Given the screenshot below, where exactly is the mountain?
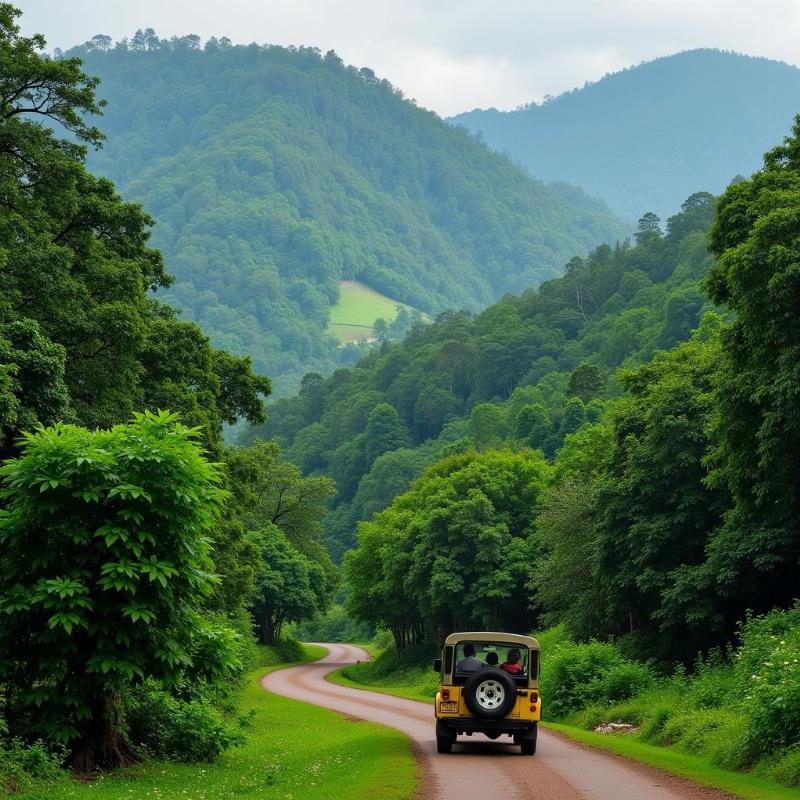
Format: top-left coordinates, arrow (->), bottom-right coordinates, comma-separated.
451,49 -> 800,221
246,191 -> 717,558
67,37 -> 627,393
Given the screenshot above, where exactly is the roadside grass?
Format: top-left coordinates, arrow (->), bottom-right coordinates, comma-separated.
328,281 -> 419,344
332,644 -> 800,800
13,644 -> 417,800
545,723 -> 800,800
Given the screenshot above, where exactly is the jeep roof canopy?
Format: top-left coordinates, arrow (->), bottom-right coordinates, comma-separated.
444,631 -> 540,648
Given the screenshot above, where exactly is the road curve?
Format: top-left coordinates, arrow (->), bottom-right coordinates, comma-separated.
261,643 -> 733,800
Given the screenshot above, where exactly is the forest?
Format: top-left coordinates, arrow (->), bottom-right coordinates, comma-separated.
4,0 -> 800,795
452,49 -> 800,220
335,127 -> 800,667
63,33 -> 625,392
251,193 -> 716,559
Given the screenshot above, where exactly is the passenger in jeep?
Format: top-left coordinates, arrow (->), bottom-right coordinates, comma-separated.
456,643 -> 482,673
500,648 -> 522,674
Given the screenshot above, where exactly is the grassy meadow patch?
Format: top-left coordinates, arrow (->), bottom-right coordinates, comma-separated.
328,281 -> 417,344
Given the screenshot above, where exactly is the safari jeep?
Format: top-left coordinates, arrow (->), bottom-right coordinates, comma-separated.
433,632 -> 541,755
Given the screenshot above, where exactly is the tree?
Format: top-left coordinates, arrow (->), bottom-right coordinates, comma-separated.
593,326 -> 729,659
345,450 -> 550,649
0,5 -> 269,450
372,318 -> 389,342
697,115 -> 800,624
0,318 -> 70,457
468,403 -> 507,448
364,403 -> 409,465
567,363 -> 606,403
0,411 -> 236,769
558,397 -> 586,439
223,440 -> 337,591
250,525 -> 327,644
634,212 -> 662,245
514,403 -> 552,450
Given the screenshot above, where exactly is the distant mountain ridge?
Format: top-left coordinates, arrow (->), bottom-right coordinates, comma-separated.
68,39 -> 627,393
451,49 -> 800,220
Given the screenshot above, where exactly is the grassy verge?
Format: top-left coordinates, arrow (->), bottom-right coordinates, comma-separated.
15,644 -> 417,800
546,723 -> 800,800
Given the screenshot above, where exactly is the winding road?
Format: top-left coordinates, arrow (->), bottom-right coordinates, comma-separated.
262,643 -> 734,800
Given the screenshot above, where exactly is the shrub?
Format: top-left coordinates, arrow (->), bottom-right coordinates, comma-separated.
760,745 -> 800,788
595,662 -> 653,703
543,640 -> 652,718
0,739 -> 64,794
271,638 -> 305,664
736,604 -> 800,758
127,687 -> 243,763
708,717 -> 750,771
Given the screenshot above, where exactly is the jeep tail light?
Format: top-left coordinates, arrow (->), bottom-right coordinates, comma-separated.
529,692 -> 538,704
442,689 -> 450,700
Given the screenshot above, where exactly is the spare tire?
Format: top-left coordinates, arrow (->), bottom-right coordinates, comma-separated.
463,668 -> 517,719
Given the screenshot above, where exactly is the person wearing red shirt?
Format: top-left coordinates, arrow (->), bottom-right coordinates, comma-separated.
500,648 -> 522,674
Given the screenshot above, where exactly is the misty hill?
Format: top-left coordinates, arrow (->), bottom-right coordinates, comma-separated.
451,49 -> 800,221
69,37 -> 627,392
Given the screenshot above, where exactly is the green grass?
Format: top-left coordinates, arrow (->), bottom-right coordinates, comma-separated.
545,722 -> 800,800
16,644 -> 417,800
328,281 -> 417,344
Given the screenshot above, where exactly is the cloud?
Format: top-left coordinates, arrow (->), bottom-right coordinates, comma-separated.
18,0 -> 800,115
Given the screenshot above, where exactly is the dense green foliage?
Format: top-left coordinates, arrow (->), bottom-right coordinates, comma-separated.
345,450 -> 549,650
452,49 -> 800,221
0,412 -> 239,769
7,644 -> 418,800
65,34 -> 626,393
252,193 -> 716,558
339,119 -> 800,676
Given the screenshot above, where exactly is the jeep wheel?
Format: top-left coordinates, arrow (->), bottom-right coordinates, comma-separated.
462,668 -> 517,719
520,738 -> 536,755
436,734 -> 453,753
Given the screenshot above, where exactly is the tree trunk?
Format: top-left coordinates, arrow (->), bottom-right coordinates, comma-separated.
71,692 -> 136,772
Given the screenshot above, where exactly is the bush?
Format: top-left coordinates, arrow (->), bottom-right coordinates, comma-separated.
736,604 -> 800,758
0,739 -> 64,794
543,640 -> 652,718
127,687 -> 244,763
596,662 -> 653,703
759,745 -> 800,788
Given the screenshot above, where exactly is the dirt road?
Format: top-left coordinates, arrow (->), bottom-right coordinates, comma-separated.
262,643 -> 734,800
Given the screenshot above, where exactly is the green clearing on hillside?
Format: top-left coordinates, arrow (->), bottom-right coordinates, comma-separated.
328,281 -> 418,344
15,645 -> 417,800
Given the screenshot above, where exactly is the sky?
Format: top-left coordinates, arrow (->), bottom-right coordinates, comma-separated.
17,0 -> 800,116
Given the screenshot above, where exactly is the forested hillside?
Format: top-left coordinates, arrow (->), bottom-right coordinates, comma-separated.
341,115 -> 800,677
66,35 -> 626,393
248,194 -> 716,558
452,49 -> 800,221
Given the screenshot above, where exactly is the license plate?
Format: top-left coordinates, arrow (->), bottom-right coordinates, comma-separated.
439,702 -> 459,713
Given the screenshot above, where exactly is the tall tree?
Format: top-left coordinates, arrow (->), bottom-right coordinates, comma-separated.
700,116 -> 800,621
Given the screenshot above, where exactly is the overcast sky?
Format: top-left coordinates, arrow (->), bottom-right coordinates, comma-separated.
17,0 -> 800,116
